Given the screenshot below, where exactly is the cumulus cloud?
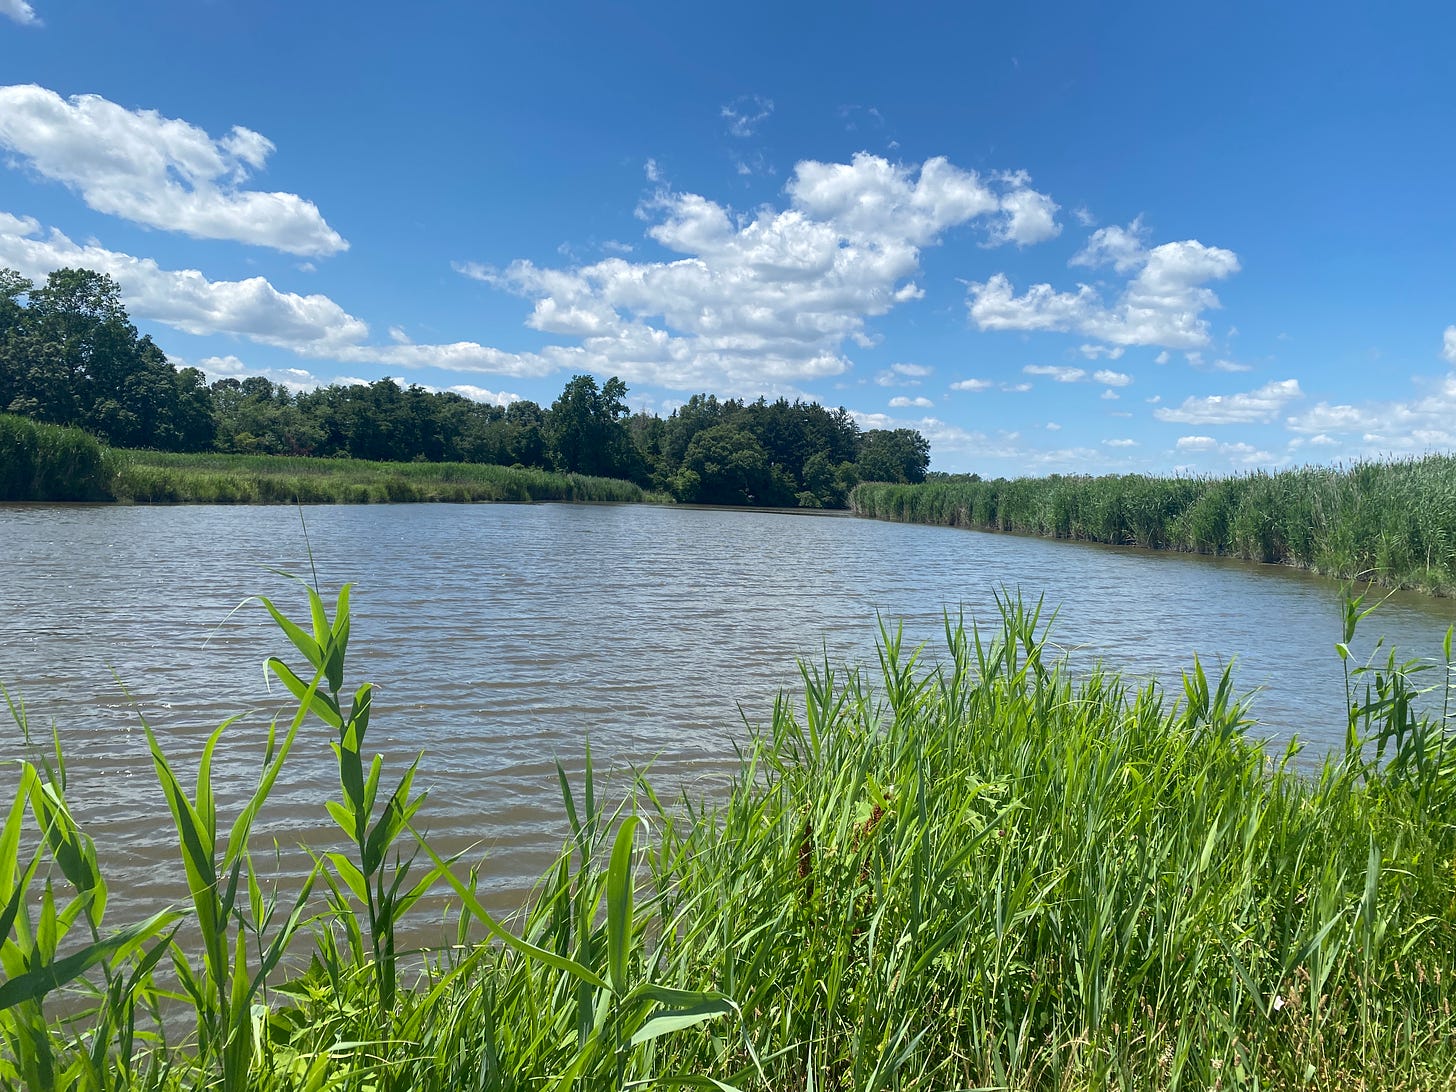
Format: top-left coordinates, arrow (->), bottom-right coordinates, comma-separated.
464,152 -> 1058,392
1023,364 -> 1085,382
1,0 -> 38,24
875,361 -> 932,386
448,384 -> 521,406
1444,325 -> 1456,365
1093,368 -> 1132,386
0,84 -> 347,255
1103,438 -> 1137,447
1079,343 -> 1124,359
949,378 -> 994,392
1285,373 -> 1456,452
0,212 -> 559,378
968,218 -> 1239,349
1174,435 -> 1272,464
1153,379 -> 1302,425
984,172 -> 1061,247
889,395 -> 934,408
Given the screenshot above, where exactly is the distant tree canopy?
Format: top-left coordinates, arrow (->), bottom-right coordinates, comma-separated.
0,266 -> 932,506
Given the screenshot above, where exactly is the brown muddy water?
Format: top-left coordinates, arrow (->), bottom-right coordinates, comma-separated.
2,502 -> 1454,934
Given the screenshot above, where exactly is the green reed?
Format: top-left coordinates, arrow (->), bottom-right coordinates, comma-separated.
3,584 -> 1456,1089
108,450 -> 656,505
851,457 -> 1456,594
0,414 -> 111,502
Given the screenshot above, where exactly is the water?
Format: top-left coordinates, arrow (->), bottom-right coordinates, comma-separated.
3,502 -> 1454,924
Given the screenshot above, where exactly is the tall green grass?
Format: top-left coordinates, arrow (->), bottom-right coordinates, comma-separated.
0,414 -> 112,502
852,457 -> 1456,594
3,586 -> 1456,1088
108,450 -> 657,505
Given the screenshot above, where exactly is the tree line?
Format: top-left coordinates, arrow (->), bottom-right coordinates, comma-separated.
1,267 -> 930,506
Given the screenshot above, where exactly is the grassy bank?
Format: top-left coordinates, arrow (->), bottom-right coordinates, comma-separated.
0,414 -> 658,504
0,415 -> 111,501
852,456 -> 1456,594
4,586 -> 1456,1089
107,450 -> 656,504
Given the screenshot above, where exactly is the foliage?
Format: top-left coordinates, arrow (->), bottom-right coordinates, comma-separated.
852,460 -> 1456,593
3,583 -> 1456,1088
0,267 -> 932,507
0,413 -> 112,501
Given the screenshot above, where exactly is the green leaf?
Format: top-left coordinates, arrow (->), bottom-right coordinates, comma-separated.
0,909 -> 179,1011
606,815 -> 641,996
259,595 -> 324,672
629,996 -> 735,1046
409,825 -> 610,991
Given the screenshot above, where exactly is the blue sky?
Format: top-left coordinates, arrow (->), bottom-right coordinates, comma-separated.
1,1 -> 1453,475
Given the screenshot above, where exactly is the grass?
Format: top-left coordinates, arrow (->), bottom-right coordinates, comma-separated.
3,584 -> 1456,1089
0,416 -> 660,504
0,415 -> 111,502
107,450 -> 659,505
851,457 -> 1456,595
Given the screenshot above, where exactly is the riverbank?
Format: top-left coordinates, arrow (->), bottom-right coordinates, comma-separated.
0,414 -> 661,504
852,457 -> 1456,595
4,586 -> 1454,1089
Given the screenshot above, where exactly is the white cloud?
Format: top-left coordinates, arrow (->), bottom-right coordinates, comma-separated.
986,172 -> 1061,247
448,384 -> 521,406
1079,343 -> 1125,359
889,395 -> 934,408
387,325 -> 411,344
1072,207 -> 1096,227
1211,358 -> 1253,372
1002,382 -> 1032,392
465,152 -> 1058,392
0,85 -> 346,256
721,95 -> 774,138
1443,325 -> 1456,365
1174,435 -> 1217,451
969,219 -> 1240,349
950,378 -> 994,392
1093,368 -> 1132,386
1100,389 -> 1119,400
1154,379 -> 1303,425
198,354 -> 248,375
1103,438 -> 1137,447
1045,421 -> 1061,430
1175,435 -> 1272,465
875,361 -> 932,386
1023,364 -> 1085,382
1155,350 -> 1170,364
1285,372 -> 1456,452
1,0 -> 38,24
1070,217 -> 1149,274
0,212 -> 559,379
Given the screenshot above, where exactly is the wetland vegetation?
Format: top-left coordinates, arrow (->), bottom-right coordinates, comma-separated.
853,458 -> 1456,595
4,584 -> 1456,1089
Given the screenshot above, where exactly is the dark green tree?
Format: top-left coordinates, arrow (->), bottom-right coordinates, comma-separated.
858,428 -> 931,483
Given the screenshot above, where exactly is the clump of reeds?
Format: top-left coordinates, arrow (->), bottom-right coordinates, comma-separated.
107,450 -> 656,505
852,458 -> 1456,594
0,413 -> 112,501
3,586 -> 1455,1089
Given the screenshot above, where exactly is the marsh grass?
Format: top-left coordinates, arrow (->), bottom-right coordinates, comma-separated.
0,415 -> 111,502
852,457 -> 1456,594
3,586 -> 1456,1089
107,450 -> 657,505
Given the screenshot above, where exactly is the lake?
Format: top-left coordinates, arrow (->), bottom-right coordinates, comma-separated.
3,501 -> 1454,922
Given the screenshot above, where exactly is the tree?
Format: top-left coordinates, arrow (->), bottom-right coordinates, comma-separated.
546,374 -> 639,479
857,428 -> 931,483
678,424 -> 772,505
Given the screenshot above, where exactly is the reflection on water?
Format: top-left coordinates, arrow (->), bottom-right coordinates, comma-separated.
2,502 -> 1454,922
